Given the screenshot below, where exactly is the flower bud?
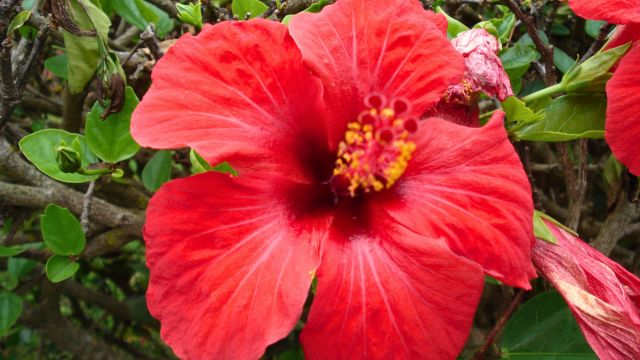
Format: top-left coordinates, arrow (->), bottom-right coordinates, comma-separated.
55,140 -> 82,173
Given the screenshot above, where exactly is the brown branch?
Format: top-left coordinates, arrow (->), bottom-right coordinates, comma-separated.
81,180 -> 96,233
565,139 -> 588,231
146,0 -> 177,17
20,281 -> 135,360
501,0 -> 556,86
591,194 -> 640,256
62,280 -> 135,322
473,290 -> 526,360
0,39 -> 19,129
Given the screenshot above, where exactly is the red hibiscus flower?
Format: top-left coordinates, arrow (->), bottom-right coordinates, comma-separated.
532,221 -> 640,360
130,0 -> 535,358
426,28 -> 513,127
568,0 -> 640,174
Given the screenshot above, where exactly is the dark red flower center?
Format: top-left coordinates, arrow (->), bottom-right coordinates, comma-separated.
331,94 -> 418,197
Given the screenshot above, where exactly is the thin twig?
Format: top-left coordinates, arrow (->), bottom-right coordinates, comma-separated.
581,23 -> 615,62
566,139 -> 588,230
473,290 -> 526,360
81,180 -> 96,233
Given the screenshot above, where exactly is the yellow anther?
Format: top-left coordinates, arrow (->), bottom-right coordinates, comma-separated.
380,108 -> 395,118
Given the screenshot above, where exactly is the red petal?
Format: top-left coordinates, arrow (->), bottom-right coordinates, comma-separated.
301,211 -> 484,360
289,0 -> 464,147
605,45 -> 640,175
131,20 -> 331,181
145,172 -> 330,359
605,24 -> 640,50
569,0 -> 640,24
376,112 -> 536,288
532,222 -> 640,360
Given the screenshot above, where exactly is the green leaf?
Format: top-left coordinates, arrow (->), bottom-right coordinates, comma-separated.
45,255 -> 80,283
85,87 -> 140,163
306,0 -> 331,12
176,1 -> 203,29
554,48 -> 576,74
0,272 -> 18,292
213,161 -> 238,177
474,13 -> 516,45
7,10 -> 31,35
112,0 -> 173,37
533,211 -> 569,244
502,96 -> 545,126
0,246 -> 26,257
189,149 -> 213,174
500,292 -> 596,359
500,41 -> 541,69
514,94 -> 606,142
7,258 -> 35,279
435,7 -> 469,38
142,150 -> 172,192
232,0 -> 268,19
585,20 -> 606,39
41,204 -> 86,256
44,54 -> 68,79
63,0 -> 111,93
19,129 -> 100,183
0,292 -> 22,337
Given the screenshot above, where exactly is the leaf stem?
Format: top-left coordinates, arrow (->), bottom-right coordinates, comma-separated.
520,83 -> 565,103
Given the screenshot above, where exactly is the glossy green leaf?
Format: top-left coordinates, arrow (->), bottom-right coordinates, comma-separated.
41,204 -> 86,256
436,7 -> 469,38
502,96 -> 545,126
7,258 -> 36,280
176,1 -> 203,29
554,48 -> 576,74
514,94 -> 606,142
501,292 -> 596,359
213,161 -> 238,177
44,54 -> 68,79
142,150 -> 172,192
232,0 -> 268,19
19,129 -> 100,183
0,272 -> 18,292
86,87 -> 140,163
0,246 -> 26,257
475,13 -> 516,45
500,41 -> 541,70
63,0 -> 111,93
45,255 -> 80,283
585,20 -> 606,39
112,0 -> 173,37
7,10 -> 31,35
0,292 -> 22,337
189,149 -> 213,174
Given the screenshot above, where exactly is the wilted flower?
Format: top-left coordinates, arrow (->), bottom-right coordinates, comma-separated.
533,221 -> 640,360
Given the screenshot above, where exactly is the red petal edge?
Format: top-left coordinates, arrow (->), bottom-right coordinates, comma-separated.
289,0 -> 465,147
532,221 -> 640,360
301,210 -> 484,360
131,19 -> 330,181
605,45 -> 640,175
145,172 -> 330,360
376,112 -> 536,288
568,0 -> 640,24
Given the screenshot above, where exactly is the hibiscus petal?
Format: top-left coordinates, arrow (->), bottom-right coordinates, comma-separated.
376,112 -> 536,288
605,45 -> 640,175
145,172 -> 330,360
605,24 -> 640,50
131,19 -> 332,182
289,0 -> 465,147
301,210 -> 484,360
532,222 -> 640,360
568,0 -> 640,24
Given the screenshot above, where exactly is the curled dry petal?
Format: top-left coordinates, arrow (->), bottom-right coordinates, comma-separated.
451,28 -> 513,101
532,221 -> 640,360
